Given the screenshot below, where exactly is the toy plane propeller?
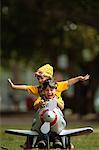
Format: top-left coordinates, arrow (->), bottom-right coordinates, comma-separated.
40,122 -> 50,134
40,100 -> 57,134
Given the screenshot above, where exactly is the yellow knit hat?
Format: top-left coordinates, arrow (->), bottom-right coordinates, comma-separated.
37,64 -> 53,78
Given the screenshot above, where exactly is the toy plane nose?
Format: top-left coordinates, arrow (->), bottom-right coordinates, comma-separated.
44,111 -> 55,122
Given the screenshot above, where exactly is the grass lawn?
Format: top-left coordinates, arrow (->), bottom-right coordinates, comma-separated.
0,123 -> 99,150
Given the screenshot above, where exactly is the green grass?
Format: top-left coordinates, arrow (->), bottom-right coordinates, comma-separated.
0,124 -> 99,150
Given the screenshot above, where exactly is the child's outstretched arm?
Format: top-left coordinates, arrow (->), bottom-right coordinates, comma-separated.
8,78 -> 27,90
68,74 -> 90,86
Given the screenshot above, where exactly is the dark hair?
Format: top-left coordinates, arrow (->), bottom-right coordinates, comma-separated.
42,79 -> 57,90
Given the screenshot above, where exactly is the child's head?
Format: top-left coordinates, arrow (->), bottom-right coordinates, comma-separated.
42,79 -> 57,99
35,64 -> 53,83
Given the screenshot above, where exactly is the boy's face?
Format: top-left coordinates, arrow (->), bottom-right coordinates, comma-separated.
44,86 -> 56,99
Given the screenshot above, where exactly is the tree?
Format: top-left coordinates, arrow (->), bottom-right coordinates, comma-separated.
1,0 -> 99,66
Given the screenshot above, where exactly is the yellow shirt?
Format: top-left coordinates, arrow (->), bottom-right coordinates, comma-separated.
26,85 -> 39,95
57,81 -> 69,98
25,81 -> 69,109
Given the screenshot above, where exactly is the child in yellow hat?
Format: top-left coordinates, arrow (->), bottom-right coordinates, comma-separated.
8,63 -> 90,110
8,64 -> 90,149
34,64 -> 90,110
8,64 -> 53,108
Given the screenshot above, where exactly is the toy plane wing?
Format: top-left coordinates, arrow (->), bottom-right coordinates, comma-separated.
5,129 -> 39,136
59,127 -> 93,137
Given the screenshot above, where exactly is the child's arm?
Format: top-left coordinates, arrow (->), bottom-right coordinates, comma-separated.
68,74 -> 90,86
57,101 -> 64,110
8,78 -> 27,90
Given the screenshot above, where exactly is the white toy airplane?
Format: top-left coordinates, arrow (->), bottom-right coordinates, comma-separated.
5,100 -> 93,150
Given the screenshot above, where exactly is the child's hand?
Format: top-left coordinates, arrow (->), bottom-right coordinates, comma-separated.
40,100 -> 48,106
79,74 -> 90,81
40,99 -> 44,104
40,100 -> 46,105
8,78 -> 13,86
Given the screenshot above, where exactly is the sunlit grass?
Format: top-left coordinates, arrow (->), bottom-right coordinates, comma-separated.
0,124 -> 99,150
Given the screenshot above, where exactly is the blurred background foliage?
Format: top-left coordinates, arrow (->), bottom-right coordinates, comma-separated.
1,0 -> 99,67
1,0 -> 99,116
